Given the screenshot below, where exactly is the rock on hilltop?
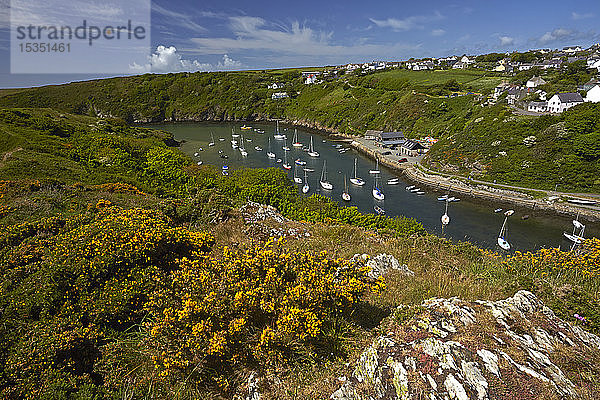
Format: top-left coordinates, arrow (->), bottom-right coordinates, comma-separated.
331,291 -> 600,400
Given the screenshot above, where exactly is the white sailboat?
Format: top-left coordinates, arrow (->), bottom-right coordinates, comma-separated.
369,158 -> 381,174
441,198 -> 450,225
282,149 -> 292,170
302,169 -> 310,193
231,128 -> 239,138
308,137 -> 320,157
282,137 -> 291,151
208,132 -> 215,147
292,129 -> 303,147
274,120 -> 286,140
497,210 -> 514,250
320,160 -> 333,190
239,134 -> 248,156
563,215 -> 586,247
293,164 -> 303,184
342,175 -> 351,201
372,173 -> 384,201
267,137 -> 276,159
349,158 -> 365,186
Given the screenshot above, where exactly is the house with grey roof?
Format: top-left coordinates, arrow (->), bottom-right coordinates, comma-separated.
527,101 -> 548,113
376,131 -> 405,146
547,93 -> 584,113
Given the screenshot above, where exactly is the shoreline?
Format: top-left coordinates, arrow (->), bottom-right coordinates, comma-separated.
345,138 -> 600,223
145,117 -> 600,223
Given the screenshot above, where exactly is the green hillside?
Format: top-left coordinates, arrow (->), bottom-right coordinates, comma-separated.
0,67 -> 598,192
1,108 -> 600,398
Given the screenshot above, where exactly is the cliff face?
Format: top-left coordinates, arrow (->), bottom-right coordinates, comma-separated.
331,291 -> 600,400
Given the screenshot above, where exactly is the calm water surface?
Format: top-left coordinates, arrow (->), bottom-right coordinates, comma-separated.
149,121 -> 599,252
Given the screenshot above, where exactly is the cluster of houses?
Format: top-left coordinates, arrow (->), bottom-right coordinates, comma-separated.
491,73 -> 600,114
365,130 -> 430,157
266,44 -> 600,108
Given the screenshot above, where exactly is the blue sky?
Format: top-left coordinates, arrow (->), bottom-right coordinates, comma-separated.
1,0 -> 600,87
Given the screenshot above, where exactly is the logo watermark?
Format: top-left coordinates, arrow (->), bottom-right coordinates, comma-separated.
10,0 -> 150,74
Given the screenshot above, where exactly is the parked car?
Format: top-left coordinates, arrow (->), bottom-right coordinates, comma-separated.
381,151 -> 392,155
397,158 -> 408,163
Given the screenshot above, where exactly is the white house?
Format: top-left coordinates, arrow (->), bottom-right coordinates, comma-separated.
563,46 -> 583,54
547,93 -> 584,113
268,83 -> 283,89
526,76 -> 547,90
460,55 -> 474,64
585,85 -> 600,103
452,61 -> 467,69
528,101 -> 548,113
271,92 -> 289,100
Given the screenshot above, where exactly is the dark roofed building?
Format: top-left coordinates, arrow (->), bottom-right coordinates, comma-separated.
400,139 -> 427,156
376,131 -> 405,146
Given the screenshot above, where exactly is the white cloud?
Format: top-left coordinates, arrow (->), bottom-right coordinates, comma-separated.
536,28 -> 599,45
369,11 -> 444,32
188,16 -> 419,63
220,54 -> 242,68
432,29 -> 445,37
572,11 -> 594,20
129,45 -> 242,73
499,36 -> 514,46
151,3 -> 207,32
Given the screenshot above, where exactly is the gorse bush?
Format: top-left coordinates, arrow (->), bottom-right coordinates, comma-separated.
144,238 -> 384,391
0,204 -> 214,398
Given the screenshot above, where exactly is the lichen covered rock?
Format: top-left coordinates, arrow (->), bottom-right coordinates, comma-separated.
331,291 -> 600,399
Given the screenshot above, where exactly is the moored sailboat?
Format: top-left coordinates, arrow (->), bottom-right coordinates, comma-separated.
302,169 -> 310,193
319,160 -> 333,190
267,137 -> 276,159
308,137 -> 320,157
497,210 -> 514,250
349,158 -> 365,186
292,129 -> 302,147
372,172 -> 384,201
342,175 -> 351,201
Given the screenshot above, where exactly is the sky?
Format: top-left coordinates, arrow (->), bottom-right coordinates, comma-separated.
1,0 -> 600,88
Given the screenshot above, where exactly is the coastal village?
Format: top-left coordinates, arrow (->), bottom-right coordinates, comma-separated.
268,43 -> 600,115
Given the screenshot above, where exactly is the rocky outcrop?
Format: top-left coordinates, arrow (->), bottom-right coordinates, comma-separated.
331,291 -> 600,399
239,202 -> 310,239
352,253 -> 414,279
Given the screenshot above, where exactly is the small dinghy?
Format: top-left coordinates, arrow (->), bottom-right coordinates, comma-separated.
438,195 -> 448,201
387,178 -> 400,185
374,206 -> 385,215
295,159 -> 307,166
406,185 -> 415,191
255,146 -> 262,151
494,208 -> 503,213
197,161 -> 203,165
